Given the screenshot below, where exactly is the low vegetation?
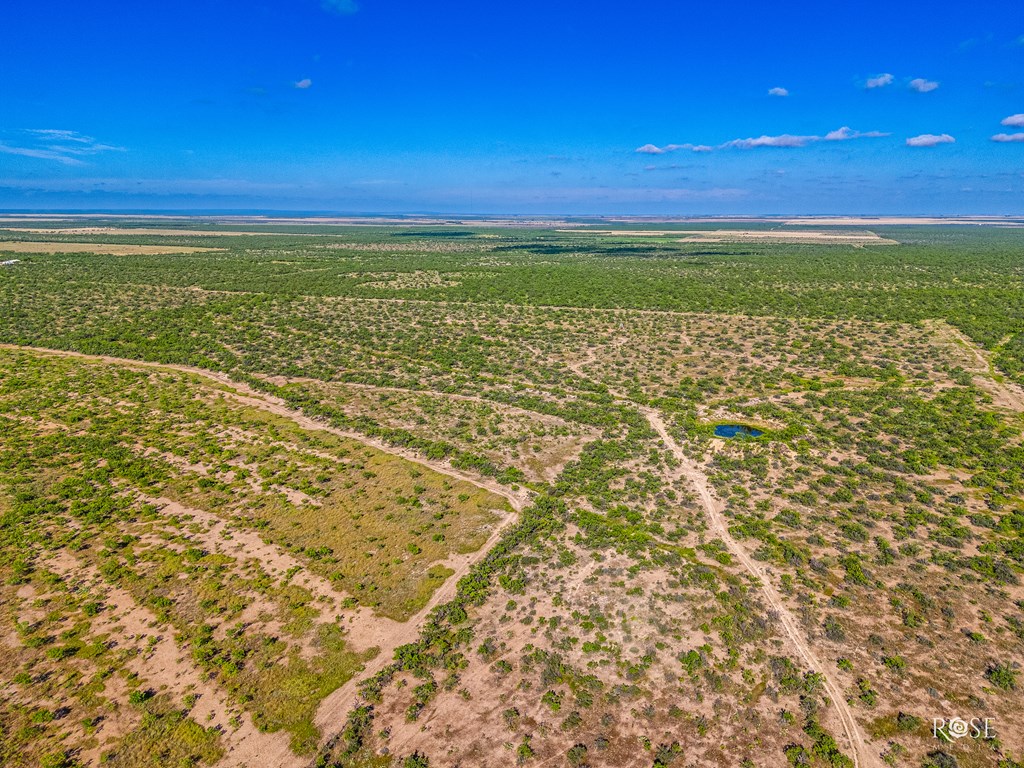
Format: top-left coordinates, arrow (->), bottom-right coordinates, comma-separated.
1,218 -> 1022,767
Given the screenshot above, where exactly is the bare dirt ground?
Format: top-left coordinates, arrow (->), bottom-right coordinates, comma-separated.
140,496 -> 518,766
311,504 -> 519,745
40,551 -> 298,768
0,241 -> 225,255
675,230 -> 897,245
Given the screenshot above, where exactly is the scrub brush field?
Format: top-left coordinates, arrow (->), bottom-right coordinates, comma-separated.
1,217 -> 1023,768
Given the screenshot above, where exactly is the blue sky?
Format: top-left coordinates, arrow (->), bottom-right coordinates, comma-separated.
1,0 -> 1022,214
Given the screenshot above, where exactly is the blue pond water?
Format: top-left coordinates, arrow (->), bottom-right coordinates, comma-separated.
714,424 -> 763,439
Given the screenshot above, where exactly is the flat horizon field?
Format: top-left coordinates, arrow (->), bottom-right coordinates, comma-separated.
1,217 -> 1022,768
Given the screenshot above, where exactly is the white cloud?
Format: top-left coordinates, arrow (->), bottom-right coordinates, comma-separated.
768,87 -> 789,97
636,143 -> 713,154
630,142 -> 729,154
665,143 -> 713,152
295,78 -> 313,89
26,129 -> 124,154
322,0 -> 358,14
824,127 -> 856,141
909,78 -> 939,93
725,128 -> 889,147
824,126 -> 890,141
637,127 -> 889,155
724,134 -> 814,148
865,73 -> 894,89
992,132 -> 1024,142
906,133 -> 955,147
1001,114 -> 1024,127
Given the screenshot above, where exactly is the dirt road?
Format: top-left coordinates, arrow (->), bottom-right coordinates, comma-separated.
927,321 -> 1024,413
641,407 -> 881,768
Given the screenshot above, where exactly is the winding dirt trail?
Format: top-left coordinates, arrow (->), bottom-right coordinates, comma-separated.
565,347 -> 878,766
641,407 -> 881,768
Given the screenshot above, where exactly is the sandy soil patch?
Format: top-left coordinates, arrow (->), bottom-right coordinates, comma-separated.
557,229 -> 897,245
0,241 -> 225,255
42,550 -> 301,768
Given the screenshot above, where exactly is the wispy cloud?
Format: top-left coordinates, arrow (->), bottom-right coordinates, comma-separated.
909,78 -> 939,93
1001,114 -> 1024,127
992,132 -> 1024,142
27,129 -> 124,155
0,144 -> 85,166
637,126 -> 888,155
768,87 -> 789,97
643,164 -> 691,172
295,78 -> 313,89
28,129 -> 93,143
865,73 -> 894,89
322,0 -> 358,14
906,133 -> 955,147
0,129 -> 124,165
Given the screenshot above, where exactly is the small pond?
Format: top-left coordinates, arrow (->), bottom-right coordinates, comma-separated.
714,424 -> 764,439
